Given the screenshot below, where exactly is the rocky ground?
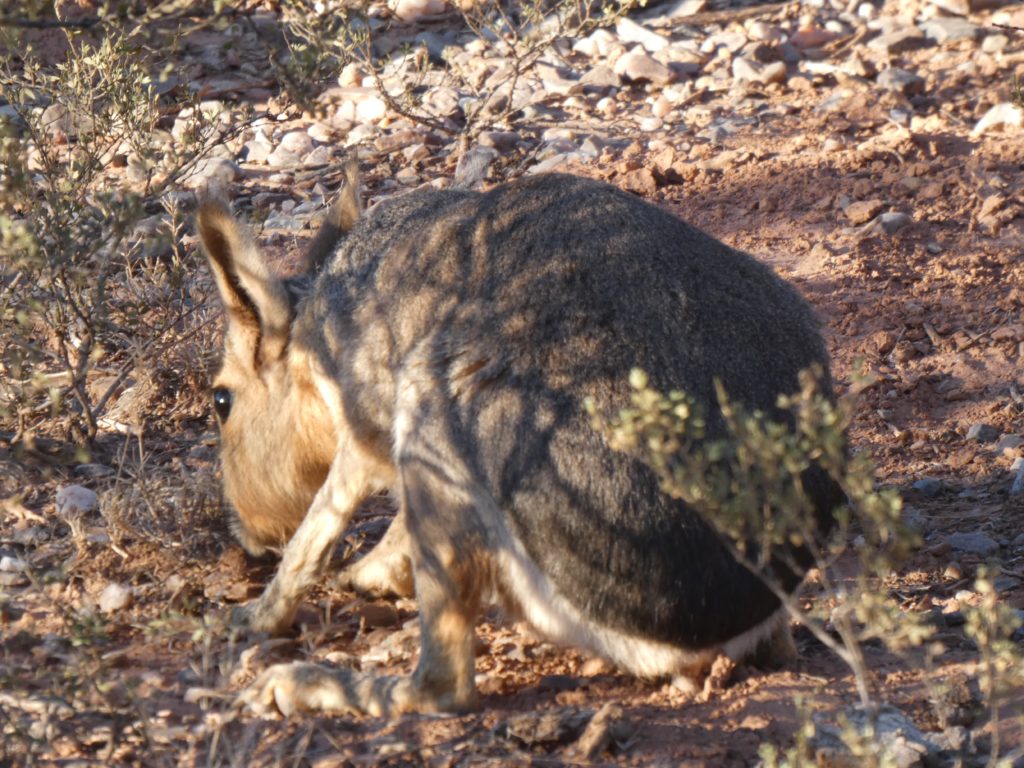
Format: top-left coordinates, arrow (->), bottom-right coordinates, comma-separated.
2,0 -> 1024,765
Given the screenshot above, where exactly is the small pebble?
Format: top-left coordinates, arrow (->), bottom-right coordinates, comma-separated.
279,130 -> 314,156
638,116 -> 664,132
876,212 -> 913,235
56,485 -> 98,517
913,477 -> 943,497
981,34 -> 1009,54
947,531 -> 999,557
846,199 -> 885,225
616,18 -> 668,53
966,423 -> 999,443
390,0 -> 445,22
99,583 -> 133,614
0,556 -> 26,574
972,103 -> 1023,137
651,97 -> 672,119
1010,463 -> 1024,496
613,52 -> 674,86
876,68 -> 925,97
356,97 -> 387,123
732,58 -> 787,86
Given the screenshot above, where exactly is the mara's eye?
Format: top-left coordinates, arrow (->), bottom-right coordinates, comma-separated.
212,388 -> 233,421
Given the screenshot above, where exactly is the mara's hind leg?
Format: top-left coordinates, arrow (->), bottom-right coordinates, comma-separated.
754,617 -> 798,669
401,454 -> 485,712
334,507 -> 414,598
238,447 -> 485,716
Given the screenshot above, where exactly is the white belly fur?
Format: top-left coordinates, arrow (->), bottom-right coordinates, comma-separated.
495,531 -> 787,679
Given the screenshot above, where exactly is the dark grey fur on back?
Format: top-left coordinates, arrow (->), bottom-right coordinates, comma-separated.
298,173 -> 841,649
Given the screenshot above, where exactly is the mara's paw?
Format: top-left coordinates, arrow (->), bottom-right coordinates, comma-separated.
228,599 -> 293,636
236,662 -> 418,718
335,522 -> 414,598
334,553 -> 413,599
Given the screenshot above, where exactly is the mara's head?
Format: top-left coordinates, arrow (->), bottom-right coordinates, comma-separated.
197,164 -> 362,554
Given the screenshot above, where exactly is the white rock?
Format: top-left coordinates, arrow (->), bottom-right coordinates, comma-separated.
746,21 -> 783,42
307,122 -> 335,143
453,146 -> 497,188
529,152 -> 585,175
41,102 -> 95,138
1012,463 -> 1024,496
171,108 -> 196,141
265,147 -> 300,168
395,167 -> 419,186
99,583 -> 133,614
616,18 -> 669,52
56,485 -> 98,517
541,127 -> 576,143
478,130 -> 520,152
981,34 -> 1009,54
338,62 -> 367,87
423,87 -> 460,118
639,116 -> 664,131
928,0 -> 974,15
971,102 -> 1023,137
390,0 -> 446,22
334,101 -> 358,124
654,0 -> 706,18
732,58 -> 787,85
701,30 -> 748,54
573,29 -> 618,58
242,138 -> 272,164
356,96 -> 388,123
663,84 -> 693,104
0,556 -> 27,572
345,123 -> 379,146
198,99 -> 225,120
652,96 -> 673,118
536,63 -> 580,96
279,130 -> 314,155
303,145 -> 333,166
264,212 -> 305,230
188,157 -> 241,188
876,211 -> 913,234
613,51 -> 674,85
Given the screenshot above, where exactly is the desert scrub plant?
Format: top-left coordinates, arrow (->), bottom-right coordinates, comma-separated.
962,569 -> 1024,767
0,19 -> 229,448
592,368 -> 1024,764
587,369 -> 952,755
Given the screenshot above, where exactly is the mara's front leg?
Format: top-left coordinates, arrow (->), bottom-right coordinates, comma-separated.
238,446 -> 484,716
238,448 -> 391,635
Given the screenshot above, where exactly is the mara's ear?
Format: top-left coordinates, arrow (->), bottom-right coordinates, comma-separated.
301,157 -> 363,274
198,198 -> 292,370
